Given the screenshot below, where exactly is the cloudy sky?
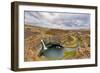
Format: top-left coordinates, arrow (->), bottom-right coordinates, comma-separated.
24,11 -> 90,30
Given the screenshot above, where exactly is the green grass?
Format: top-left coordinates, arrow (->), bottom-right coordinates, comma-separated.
63,51 -> 76,59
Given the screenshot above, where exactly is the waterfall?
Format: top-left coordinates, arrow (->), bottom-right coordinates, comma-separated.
41,40 -> 48,50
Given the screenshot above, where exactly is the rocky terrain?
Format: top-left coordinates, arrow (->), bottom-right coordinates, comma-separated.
24,24 -> 90,61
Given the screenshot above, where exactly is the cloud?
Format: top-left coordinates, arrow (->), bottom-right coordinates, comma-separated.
24,11 -> 90,30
